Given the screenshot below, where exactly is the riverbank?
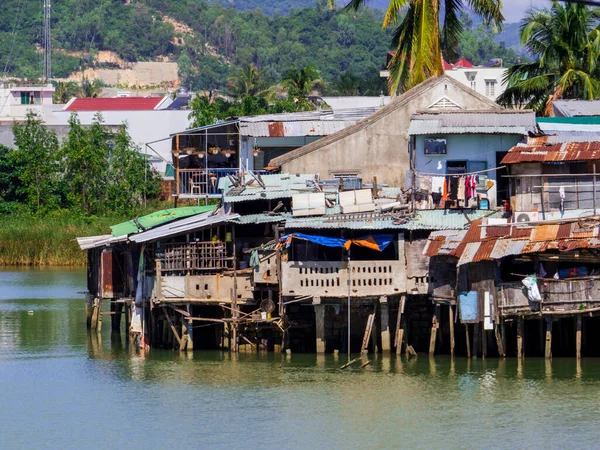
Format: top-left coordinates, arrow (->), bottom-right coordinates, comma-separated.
0,215 -> 120,266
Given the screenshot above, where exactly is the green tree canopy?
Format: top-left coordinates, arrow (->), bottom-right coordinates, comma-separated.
498,2 -> 600,115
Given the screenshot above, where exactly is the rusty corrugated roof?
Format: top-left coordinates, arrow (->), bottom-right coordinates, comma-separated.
502,141 -> 600,164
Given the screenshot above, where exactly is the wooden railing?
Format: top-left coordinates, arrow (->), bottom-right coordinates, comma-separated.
498,277 -> 600,314
157,241 -> 233,273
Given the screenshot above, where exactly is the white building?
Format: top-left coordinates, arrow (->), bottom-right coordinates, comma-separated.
380,55 -> 507,101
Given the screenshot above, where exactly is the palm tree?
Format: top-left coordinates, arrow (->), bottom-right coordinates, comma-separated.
498,2 -> 600,115
332,71 -> 362,96
227,63 -> 266,98
282,65 -> 322,107
331,0 -> 503,94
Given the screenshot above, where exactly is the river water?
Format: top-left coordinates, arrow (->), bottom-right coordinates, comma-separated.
1,269 -> 600,449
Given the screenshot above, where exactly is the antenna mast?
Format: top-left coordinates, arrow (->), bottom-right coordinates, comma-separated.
43,0 -> 51,83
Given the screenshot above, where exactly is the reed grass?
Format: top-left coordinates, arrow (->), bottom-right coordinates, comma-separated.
0,215 -> 119,266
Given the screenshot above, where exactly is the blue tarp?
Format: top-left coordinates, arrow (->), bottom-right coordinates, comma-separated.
280,233 -> 394,252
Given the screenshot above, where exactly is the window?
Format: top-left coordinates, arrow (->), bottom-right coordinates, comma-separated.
470,80 -> 476,91
485,80 -> 496,97
424,138 -> 447,155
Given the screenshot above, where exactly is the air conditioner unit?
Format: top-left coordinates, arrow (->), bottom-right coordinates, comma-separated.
514,211 -> 539,223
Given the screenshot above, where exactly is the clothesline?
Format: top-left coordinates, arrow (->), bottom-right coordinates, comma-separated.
415,165 -> 506,177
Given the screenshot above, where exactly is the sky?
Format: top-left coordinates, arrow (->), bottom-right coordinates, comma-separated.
501,0 -> 548,22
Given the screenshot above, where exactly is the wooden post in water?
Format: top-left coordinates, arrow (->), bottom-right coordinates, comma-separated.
576,315 -> 582,359
465,323 -> 471,358
545,317 -> 552,359
449,304 -> 455,357
429,304 -> 440,356
517,316 -> 524,359
361,313 -> 375,354
314,300 -> 326,354
395,295 -> 406,356
85,293 -> 93,329
473,322 -> 480,358
379,296 -> 391,352
495,322 -> 505,357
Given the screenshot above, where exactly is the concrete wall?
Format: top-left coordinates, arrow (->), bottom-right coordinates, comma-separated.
444,67 -> 507,101
279,77 -> 500,187
414,133 -> 523,207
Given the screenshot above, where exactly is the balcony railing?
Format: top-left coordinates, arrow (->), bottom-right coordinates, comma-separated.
498,277 -> 600,314
281,260 -> 406,297
157,241 -> 233,274
175,168 -> 268,197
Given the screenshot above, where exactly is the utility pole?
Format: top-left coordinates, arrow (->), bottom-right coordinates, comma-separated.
43,0 -> 51,83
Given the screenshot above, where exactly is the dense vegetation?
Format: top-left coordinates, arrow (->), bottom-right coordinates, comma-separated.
1,0 -> 522,93
499,2 -> 600,115
1,113 -> 161,217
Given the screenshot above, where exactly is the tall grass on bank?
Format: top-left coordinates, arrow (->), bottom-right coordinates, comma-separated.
0,215 -> 119,266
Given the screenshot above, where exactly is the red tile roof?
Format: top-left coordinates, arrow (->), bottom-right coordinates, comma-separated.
453,57 -> 474,68
65,97 -> 162,111
442,58 -> 453,71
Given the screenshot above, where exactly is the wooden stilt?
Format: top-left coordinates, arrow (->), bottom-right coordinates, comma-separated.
449,304 -> 455,357
85,293 -> 93,329
465,323 -> 471,358
361,313 -> 375,354
576,315 -> 582,359
473,322 -> 481,358
162,306 -> 183,349
429,304 -> 440,356
517,316 -> 524,359
314,302 -> 326,354
482,326 -> 487,359
380,297 -> 391,352
90,298 -> 99,331
545,317 -> 552,359
96,299 -> 103,333
395,295 -> 406,356
495,322 -> 505,357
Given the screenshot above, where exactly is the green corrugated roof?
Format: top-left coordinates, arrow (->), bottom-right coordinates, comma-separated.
111,205 -> 216,237
538,117 -> 600,125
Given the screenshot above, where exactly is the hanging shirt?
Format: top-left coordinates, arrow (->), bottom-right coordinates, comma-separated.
458,177 -> 466,202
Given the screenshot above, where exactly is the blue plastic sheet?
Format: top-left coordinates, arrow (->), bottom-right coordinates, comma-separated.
459,291 -> 478,322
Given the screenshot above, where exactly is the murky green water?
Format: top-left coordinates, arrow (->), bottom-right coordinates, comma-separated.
1,269 -> 600,449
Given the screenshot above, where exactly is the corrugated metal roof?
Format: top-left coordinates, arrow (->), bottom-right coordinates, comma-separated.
450,216 -> 600,265
545,132 -> 600,143
408,121 -> 533,136
226,213 -> 290,225
502,141 -> 600,164
553,100 -> 600,117
286,210 -> 492,231
129,210 -> 239,243
240,120 -> 355,137
77,234 -> 128,250
409,110 -> 536,136
219,173 -> 318,203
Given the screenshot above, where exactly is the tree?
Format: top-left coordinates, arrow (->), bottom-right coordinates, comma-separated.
61,113 -> 110,214
188,93 -> 226,128
105,125 -> 162,214
498,2 -> 600,115
227,63 -> 266,98
335,0 -> 503,93
331,71 -> 362,95
80,77 -> 104,98
282,65 -> 322,109
12,113 -> 61,213
53,81 -> 80,104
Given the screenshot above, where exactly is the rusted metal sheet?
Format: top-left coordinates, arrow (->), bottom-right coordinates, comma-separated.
471,240 -> 496,263
502,141 -> 600,164
457,242 -> 481,265
556,223 -> 572,239
268,122 -> 284,137
100,249 -> 114,298
532,224 -> 559,241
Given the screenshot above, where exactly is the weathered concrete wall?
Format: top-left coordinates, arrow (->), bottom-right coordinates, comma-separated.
159,273 -> 254,303
278,76 -> 500,188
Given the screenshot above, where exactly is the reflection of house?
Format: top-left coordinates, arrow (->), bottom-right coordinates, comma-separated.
269,75 -> 504,188
408,110 -> 536,208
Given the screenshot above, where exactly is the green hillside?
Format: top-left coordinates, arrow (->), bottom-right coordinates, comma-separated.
0,0 -> 522,92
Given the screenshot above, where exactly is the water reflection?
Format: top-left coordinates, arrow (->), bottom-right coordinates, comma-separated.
2,269 -> 600,449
